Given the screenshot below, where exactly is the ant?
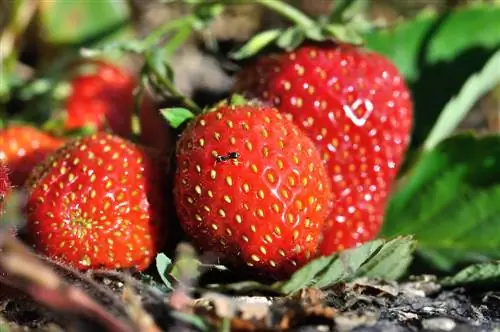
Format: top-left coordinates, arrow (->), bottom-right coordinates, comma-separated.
215,152 -> 241,164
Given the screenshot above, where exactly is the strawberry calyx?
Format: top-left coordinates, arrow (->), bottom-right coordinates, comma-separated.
225,0 -> 365,60
160,93 -> 252,129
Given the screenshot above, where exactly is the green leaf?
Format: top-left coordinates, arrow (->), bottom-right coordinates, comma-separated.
273,236 -> 415,295
160,108 -> 195,128
230,29 -> 281,60
313,239 -> 384,288
38,0 -> 131,47
383,134 -> 500,267
155,253 -> 173,290
169,257 -> 202,281
424,49 -> 500,151
321,24 -> 363,45
441,261 -> 500,287
276,27 -> 305,51
229,94 -> 248,106
352,237 -> 416,280
364,4 -> 500,148
418,247 -> 500,273
192,3 -> 224,30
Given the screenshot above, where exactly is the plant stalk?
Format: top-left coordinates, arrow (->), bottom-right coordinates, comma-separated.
148,61 -> 201,113
252,0 -> 316,28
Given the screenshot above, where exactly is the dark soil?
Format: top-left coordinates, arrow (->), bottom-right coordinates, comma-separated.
2,272 -> 500,332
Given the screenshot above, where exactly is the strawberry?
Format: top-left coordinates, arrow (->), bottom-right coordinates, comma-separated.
64,61 -> 140,137
25,133 -> 166,271
174,103 -> 333,278
234,42 -> 413,255
0,126 -> 65,187
138,91 -> 174,153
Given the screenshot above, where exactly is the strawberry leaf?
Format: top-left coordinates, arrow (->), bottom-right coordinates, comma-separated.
230,29 -> 281,60
383,134 -> 500,269
155,253 -> 173,290
365,4 -> 500,148
160,108 -> 195,128
441,261 -> 500,287
229,94 -> 249,106
38,0 -> 131,47
273,236 -> 416,295
276,27 -> 305,51
423,49 -> 500,151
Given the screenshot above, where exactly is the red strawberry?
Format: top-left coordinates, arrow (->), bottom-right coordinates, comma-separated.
174,103 -> 333,278
25,133 -> 166,271
138,91 -> 174,153
64,61 -> 141,137
235,42 -> 413,255
0,126 -> 65,187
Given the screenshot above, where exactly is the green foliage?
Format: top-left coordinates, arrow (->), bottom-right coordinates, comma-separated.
423,49 -> 500,150
365,4 -> 500,148
161,108 -> 196,129
441,261 -> 500,287
273,236 -> 416,295
38,0 -> 131,47
155,253 -> 174,290
229,30 -> 281,59
383,134 -> 500,269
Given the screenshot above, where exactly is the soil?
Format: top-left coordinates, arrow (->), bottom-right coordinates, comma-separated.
2,270 -> 500,332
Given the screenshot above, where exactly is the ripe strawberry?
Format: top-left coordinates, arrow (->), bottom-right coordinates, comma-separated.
138,92 -> 174,153
234,42 -> 413,255
174,103 -> 333,278
64,61 -> 140,137
25,133 -> 166,271
0,126 -> 65,187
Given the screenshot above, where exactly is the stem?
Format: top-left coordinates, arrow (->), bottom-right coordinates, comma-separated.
252,0 -> 316,28
142,17 -> 191,49
328,0 -> 351,23
163,22 -> 194,58
148,59 -> 201,114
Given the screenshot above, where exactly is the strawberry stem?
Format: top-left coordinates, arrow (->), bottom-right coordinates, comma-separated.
252,0 -> 316,29
142,17 -> 193,50
147,59 -> 201,114
164,24 -> 193,58
329,0 -> 352,23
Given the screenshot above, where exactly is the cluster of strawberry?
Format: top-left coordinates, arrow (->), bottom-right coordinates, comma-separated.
0,41 -> 412,279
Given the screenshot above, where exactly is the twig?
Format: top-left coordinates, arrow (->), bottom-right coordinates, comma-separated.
34,253 -> 131,315
89,269 -> 168,305
0,233 -> 135,332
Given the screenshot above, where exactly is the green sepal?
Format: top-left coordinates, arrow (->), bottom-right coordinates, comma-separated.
230,29 -> 281,60
160,107 -> 195,129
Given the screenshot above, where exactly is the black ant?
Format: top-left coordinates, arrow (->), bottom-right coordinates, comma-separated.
215,152 -> 241,164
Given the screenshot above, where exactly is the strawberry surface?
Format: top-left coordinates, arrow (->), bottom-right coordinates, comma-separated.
235,42 -> 413,255
0,126 -> 65,187
138,92 -> 174,152
174,104 -> 333,278
65,61 -> 139,137
26,133 -> 166,271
